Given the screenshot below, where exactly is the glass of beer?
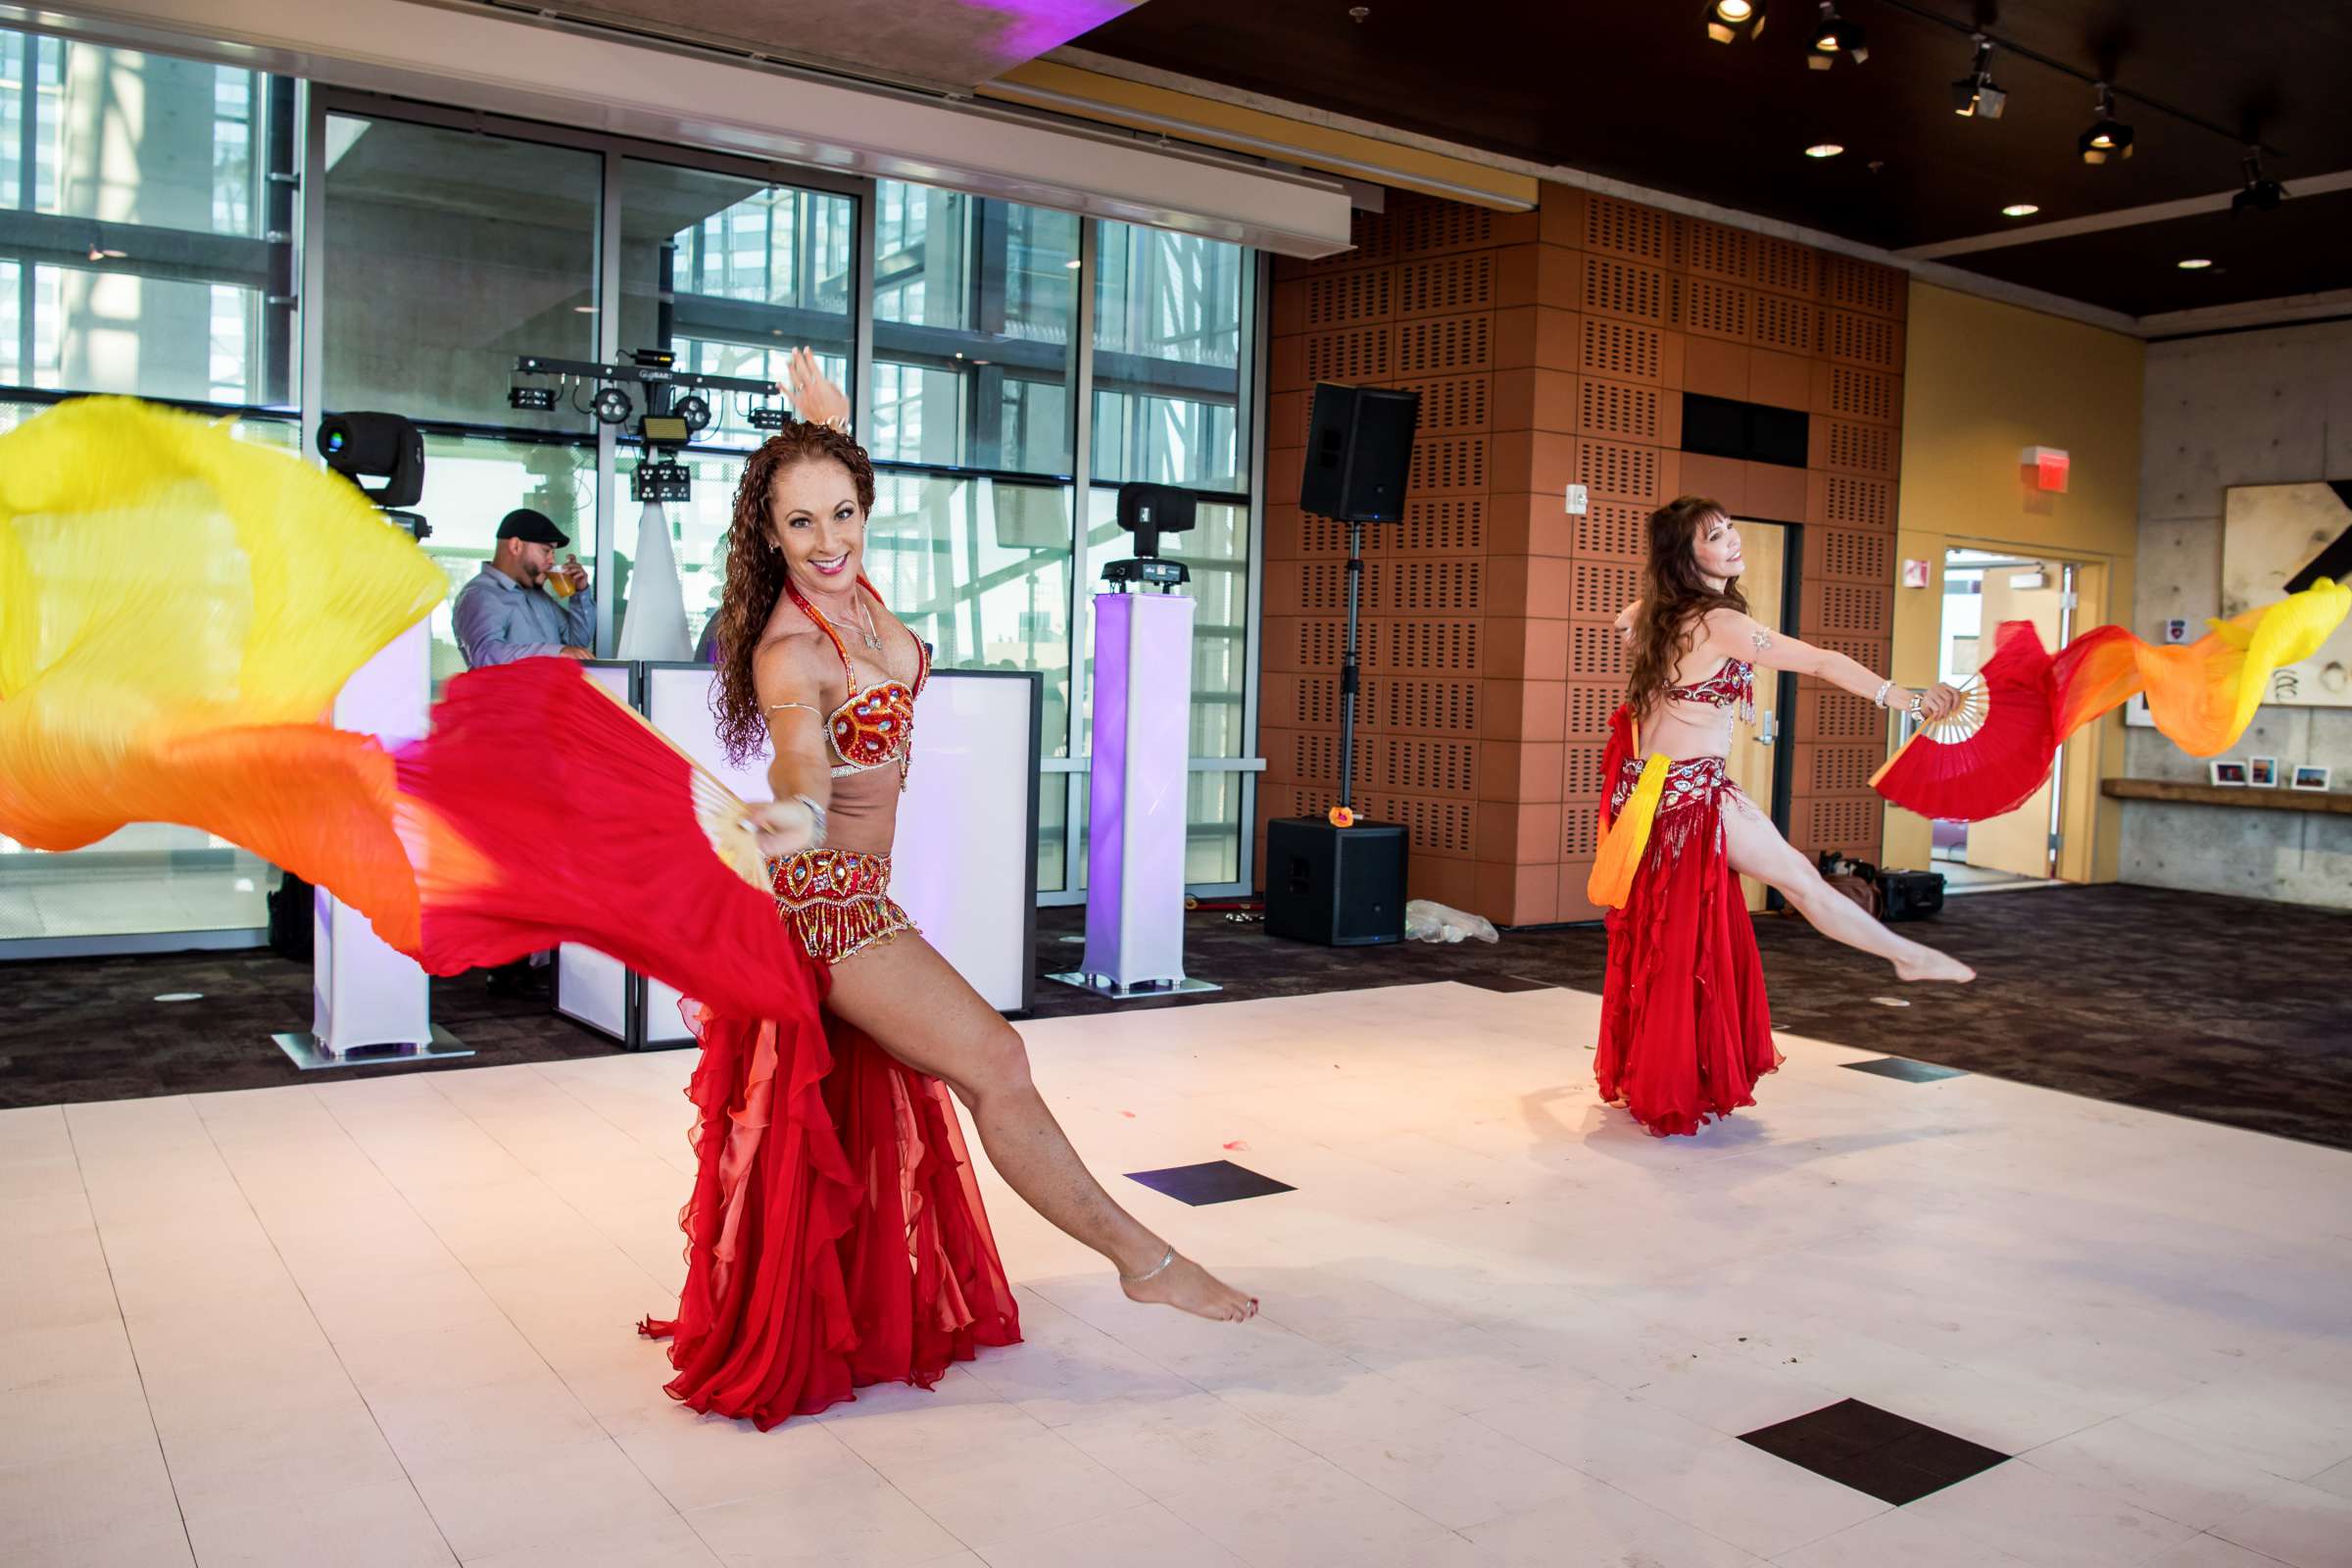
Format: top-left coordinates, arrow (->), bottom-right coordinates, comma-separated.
547,570 -> 576,600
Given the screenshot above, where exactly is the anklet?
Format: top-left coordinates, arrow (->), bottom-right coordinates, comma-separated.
1122,1247 -> 1176,1284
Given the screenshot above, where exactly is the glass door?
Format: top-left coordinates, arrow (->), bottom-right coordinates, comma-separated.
1728,518 -> 1788,912
1936,549 -> 2068,887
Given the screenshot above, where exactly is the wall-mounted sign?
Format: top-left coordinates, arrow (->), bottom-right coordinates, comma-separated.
2021,445 -> 2070,493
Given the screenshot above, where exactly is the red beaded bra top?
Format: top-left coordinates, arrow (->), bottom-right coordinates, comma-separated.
784,577 -> 929,784
1664,658 -> 1756,725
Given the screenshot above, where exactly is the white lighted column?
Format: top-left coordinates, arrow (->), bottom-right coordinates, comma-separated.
1059,591 -> 1216,999
278,617 -> 468,1066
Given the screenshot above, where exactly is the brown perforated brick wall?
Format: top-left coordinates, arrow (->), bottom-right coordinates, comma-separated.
1262,184 -> 1903,926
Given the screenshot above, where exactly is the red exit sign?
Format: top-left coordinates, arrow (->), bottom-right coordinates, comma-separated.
2021,445 -> 2070,492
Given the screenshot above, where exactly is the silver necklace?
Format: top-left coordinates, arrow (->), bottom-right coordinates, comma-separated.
851,595 -> 885,656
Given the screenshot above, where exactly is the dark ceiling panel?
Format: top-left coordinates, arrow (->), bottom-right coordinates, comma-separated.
1943,186 -> 2352,320
1072,0 -> 2352,317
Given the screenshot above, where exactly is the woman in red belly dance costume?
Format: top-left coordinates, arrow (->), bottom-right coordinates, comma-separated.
643,352 -> 1255,1428
1594,496 -> 1976,1138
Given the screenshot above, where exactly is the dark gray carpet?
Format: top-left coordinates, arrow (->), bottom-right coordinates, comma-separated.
3,885 -> 2346,1152
1030,885 -> 2352,1151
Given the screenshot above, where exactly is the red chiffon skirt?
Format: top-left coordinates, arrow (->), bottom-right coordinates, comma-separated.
1595,752 -> 1780,1137
638,974 -> 1023,1428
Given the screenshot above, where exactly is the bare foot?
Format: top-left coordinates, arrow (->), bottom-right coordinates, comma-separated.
1120,1250 -> 1258,1322
1895,950 -> 1975,984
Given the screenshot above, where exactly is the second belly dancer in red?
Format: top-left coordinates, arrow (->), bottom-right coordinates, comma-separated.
1594,496 -> 1976,1138
644,352 -> 1255,1429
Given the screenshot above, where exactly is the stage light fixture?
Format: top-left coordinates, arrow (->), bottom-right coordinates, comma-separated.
509,384 -> 557,412
673,394 -> 712,432
1805,143 -> 1844,159
2002,203 -> 2040,218
1704,0 -> 1765,45
591,385 -> 634,425
748,405 -> 788,432
1952,36 -> 2005,119
2080,83 -> 2134,165
2178,258 -> 2214,270
1807,2 -> 1866,68
632,456 -> 691,504
2230,150 -> 2287,217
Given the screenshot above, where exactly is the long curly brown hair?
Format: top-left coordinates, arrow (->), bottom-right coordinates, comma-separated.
1625,495 -> 1749,720
710,421 -> 878,764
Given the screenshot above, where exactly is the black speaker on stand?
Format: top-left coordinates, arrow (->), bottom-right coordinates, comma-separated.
1265,383 -> 1420,948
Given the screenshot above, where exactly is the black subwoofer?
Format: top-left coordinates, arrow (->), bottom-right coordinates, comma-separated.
1264,817 -> 1407,947
1878,868 -> 1946,922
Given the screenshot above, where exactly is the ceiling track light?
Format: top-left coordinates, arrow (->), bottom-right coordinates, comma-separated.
2080,82 -> 2134,165
1703,0 -> 1766,45
1951,35 -> 2005,120
2231,149 -> 2288,217
1808,1 -> 1867,69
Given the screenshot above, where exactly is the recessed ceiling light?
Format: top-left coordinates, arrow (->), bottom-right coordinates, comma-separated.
572,305 -> 598,314
1804,143 -> 1845,159
154,993 -> 203,1004
2001,203 -> 2040,218
2178,258 -> 2214,270
1064,259 -> 1082,269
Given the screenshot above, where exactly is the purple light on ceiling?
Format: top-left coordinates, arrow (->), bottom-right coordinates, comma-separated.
956,0 -> 1138,62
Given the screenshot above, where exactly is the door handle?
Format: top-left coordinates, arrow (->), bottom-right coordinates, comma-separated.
1757,709 -> 1777,746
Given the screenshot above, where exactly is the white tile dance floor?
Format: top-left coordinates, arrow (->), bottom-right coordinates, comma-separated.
4,982 -> 2349,1567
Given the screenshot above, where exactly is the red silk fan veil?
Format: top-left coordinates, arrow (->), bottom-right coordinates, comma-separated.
393,658 -> 824,1021
1869,620 -> 2059,823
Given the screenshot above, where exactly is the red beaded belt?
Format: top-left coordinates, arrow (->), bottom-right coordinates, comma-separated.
769,848 -> 916,965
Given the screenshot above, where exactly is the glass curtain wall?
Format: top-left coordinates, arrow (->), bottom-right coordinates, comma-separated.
318,112 -> 604,687
0,28 -> 292,947
0,28 -> 1263,951
1080,221 -> 1251,888
612,158 -> 854,661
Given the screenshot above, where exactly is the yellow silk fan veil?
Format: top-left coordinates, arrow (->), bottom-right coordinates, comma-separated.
0,399 -> 446,951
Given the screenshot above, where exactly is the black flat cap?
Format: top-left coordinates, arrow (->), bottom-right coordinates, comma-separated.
497,508 -> 570,547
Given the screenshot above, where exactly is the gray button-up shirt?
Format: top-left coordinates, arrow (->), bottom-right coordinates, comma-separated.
452,563 -> 597,668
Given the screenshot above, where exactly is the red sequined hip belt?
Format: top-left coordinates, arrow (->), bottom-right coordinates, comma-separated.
769,848 -> 917,965
1609,754 -> 1740,821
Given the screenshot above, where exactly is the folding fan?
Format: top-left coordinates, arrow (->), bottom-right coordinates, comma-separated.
1870,619 -> 2059,823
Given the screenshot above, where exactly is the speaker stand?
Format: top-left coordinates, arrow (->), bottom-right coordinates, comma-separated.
1339,519 -> 1364,812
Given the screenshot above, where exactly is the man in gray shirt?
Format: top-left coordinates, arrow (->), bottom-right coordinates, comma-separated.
453,508 -> 596,667
450,507 -> 592,1001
